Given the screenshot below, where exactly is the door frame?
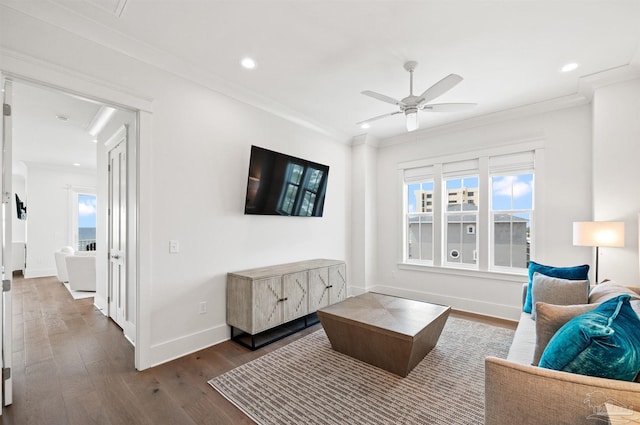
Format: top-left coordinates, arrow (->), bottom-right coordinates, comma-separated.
0,63 -> 153,370
1,74 -> 14,410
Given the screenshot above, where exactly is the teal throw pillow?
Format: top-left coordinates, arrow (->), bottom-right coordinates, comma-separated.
539,294 -> 640,381
523,261 -> 589,313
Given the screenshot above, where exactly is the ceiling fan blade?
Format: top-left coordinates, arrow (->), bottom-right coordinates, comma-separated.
421,103 -> 477,112
361,90 -> 403,106
418,74 -> 463,105
356,111 -> 402,125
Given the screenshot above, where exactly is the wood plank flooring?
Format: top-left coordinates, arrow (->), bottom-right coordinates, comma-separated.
1,274 -> 516,424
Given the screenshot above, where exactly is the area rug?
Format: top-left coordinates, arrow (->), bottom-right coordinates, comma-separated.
62,282 -> 95,300
209,317 -> 514,425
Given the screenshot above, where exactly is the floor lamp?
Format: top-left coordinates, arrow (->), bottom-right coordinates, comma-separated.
573,221 -> 625,283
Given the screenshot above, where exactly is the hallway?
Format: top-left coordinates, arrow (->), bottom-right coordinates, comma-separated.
1,274 -> 317,424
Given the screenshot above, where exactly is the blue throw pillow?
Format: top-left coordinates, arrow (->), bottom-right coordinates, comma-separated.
539,294 -> 640,381
523,261 -> 589,313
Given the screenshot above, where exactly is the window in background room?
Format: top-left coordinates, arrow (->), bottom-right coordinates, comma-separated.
491,173 -> 533,271
77,193 -> 97,251
406,180 -> 434,263
443,176 -> 479,267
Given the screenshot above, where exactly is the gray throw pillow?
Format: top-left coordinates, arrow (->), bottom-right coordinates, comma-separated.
533,302 -> 599,366
530,272 -> 590,320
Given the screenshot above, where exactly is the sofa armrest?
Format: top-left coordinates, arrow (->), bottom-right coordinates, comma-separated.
485,356 -> 640,425
627,286 -> 640,296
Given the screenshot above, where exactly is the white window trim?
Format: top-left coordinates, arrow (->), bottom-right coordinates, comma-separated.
398,138 -> 545,276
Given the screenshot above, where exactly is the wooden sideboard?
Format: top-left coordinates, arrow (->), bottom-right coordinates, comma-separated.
227,259 -> 346,349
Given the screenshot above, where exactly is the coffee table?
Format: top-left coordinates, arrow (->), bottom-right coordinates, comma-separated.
317,292 -> 450,377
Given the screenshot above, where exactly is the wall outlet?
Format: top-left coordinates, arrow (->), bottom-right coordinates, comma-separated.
199,301 -> 207,314
169,240 -> 179,253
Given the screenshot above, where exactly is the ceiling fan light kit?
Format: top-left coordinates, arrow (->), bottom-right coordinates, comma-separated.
359,61 -> 477,132
405,108 -> 418,132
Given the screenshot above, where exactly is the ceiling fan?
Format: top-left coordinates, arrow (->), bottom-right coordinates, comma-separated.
358,61 -> 477,132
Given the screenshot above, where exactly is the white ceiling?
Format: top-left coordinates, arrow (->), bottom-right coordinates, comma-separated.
5,0 -> 640,149
11,81 -> 102,171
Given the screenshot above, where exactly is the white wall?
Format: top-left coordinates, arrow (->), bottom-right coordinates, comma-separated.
23,163 -> 96,278
350,135 -> 378,295
372,105 -> 593,320
592,78 -> 640,284
1,7 -> 351,367
145,76 -> 350,364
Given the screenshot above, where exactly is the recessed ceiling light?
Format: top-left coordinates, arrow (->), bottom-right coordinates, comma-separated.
241,57 -> 256,69
361,123 -> 370,129
561,62 -> 579,73
92,139 -> 98,143
56,115 -> 69,121
73,163 -> 81,167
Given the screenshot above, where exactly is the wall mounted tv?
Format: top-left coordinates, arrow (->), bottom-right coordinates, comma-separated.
244,145 -> 329,217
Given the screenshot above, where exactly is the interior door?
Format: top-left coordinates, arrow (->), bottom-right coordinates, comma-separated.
108,130 -> 127,329
1,76 -> 14,409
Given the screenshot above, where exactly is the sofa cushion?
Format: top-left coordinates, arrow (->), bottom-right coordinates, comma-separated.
523,261 -> 589,313
539,294 -> 640,381
530,273 -> 589,320
532,302 -> 598,366
590,279 -> 640,304
506,312 -> 537,365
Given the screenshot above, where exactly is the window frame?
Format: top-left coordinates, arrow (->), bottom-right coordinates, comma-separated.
442,174 -> 479,269
68,186 -> 97,251
399,141 -> 543,276
405,180 -> 435,264
489,172 -> 534,273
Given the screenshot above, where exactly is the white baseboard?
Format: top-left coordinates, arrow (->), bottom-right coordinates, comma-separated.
149,323 -> 229,368
24,267 -> 57,279
348,285 -> 368,297
368,285 -> 521,321
94,293 -> 108,315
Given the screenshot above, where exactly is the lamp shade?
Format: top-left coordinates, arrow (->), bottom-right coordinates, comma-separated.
573,221 -> 625,247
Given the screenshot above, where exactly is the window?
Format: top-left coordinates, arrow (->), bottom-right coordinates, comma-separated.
406,181 -> 434,262
491,174 -> 533,270
444,176 -> 478,266
76,193 -> 97,251
402,148 -> 538,273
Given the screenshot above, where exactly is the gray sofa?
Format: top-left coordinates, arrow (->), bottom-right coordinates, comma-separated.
485,283 -> 640,425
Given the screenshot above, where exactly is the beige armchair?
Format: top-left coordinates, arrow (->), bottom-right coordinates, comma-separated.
65,252 -> 96,292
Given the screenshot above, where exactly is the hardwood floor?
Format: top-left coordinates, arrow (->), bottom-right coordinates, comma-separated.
1,275 -> 516,424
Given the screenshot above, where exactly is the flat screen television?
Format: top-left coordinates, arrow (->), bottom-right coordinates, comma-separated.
244,145 -> 329,217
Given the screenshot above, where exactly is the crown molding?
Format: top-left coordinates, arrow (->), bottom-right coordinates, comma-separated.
351,133 -> 381,148
578,64 -> 640,99
1,47 -> 154,112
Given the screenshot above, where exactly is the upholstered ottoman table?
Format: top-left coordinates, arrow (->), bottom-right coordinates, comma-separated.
317,292 -> 450,377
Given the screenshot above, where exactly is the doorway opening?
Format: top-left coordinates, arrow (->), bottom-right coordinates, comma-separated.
4,76 -> 139,360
